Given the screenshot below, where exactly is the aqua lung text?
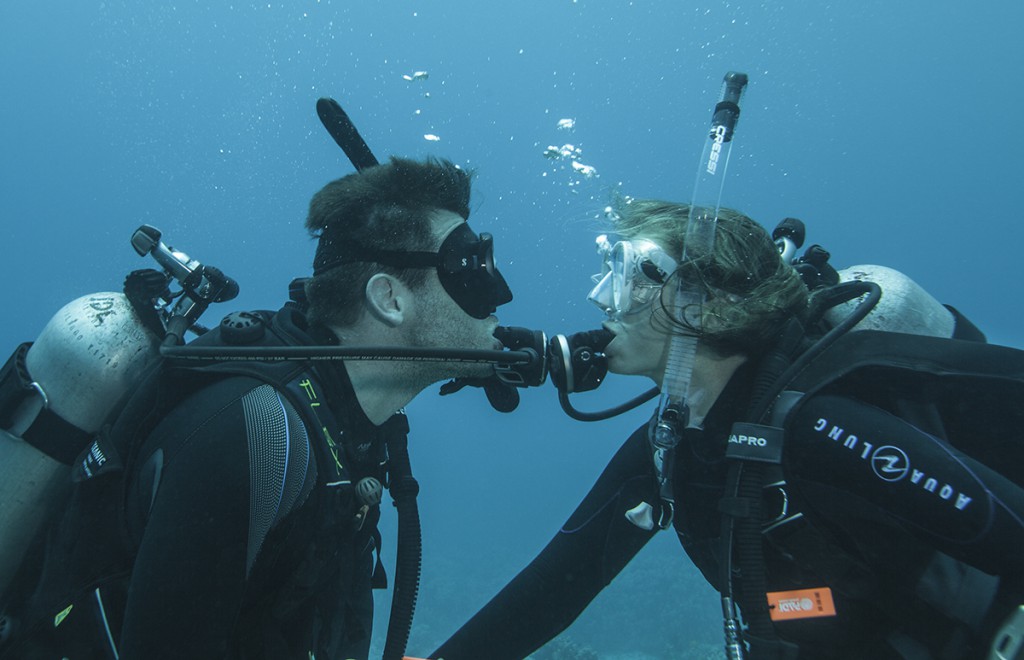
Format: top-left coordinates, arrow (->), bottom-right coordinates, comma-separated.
812,417 -> 973,512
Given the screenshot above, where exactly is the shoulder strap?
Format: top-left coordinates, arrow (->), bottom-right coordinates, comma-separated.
788,330 -> 1023,397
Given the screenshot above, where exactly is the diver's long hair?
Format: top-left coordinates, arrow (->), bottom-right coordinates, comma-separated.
610,199 -> 808,355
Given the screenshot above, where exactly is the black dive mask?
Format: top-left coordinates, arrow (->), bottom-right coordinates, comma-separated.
313,222 -> 513,319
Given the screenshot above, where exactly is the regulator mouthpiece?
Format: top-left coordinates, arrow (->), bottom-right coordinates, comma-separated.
493,326 -> 548,388
548,328 -> 613,394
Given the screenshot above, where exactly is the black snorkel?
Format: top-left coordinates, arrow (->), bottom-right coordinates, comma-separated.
316,97 -> 380,172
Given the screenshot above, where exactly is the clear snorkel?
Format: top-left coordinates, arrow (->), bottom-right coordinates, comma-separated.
627,72 -> 748,533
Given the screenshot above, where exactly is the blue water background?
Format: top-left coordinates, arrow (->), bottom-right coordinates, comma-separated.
2,2 -> 1022,658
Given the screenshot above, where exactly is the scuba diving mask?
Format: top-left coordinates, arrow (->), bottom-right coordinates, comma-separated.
313,222 -> 513,320
587,235 -> 678,320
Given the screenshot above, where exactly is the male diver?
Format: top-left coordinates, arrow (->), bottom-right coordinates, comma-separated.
0,156 -> 514,659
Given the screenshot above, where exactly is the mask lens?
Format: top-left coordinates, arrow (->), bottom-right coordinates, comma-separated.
587,271 -> 616,315
588,240 -> 638,318
587,238 -> 677,319
438,224 -> 512,319
609,241 -> 633,315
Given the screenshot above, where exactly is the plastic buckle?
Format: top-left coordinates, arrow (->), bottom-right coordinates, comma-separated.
0,343 -> 48,435
763,481 -> 790,525
657,500 -> 675,530
991,605 -> 1024,660
28,381 -> 48,410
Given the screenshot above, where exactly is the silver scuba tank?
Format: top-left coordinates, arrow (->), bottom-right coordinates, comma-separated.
773,221 -> 957,340
823,264 -> 956,339
0,294 -> 159,595
25,293 -> 159,433
0,224 -> 236,597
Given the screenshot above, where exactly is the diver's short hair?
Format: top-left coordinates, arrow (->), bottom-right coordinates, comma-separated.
304,156 -> 473,329
611,198 -> 808,355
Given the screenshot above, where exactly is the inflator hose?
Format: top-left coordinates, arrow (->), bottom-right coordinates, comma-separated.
382,431 -> 421,660
720,281 -> 881,658
721,320 -> 805,658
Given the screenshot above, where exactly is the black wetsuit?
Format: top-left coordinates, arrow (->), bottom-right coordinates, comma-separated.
434,358 -> 1024,659
0,306 -> 391,660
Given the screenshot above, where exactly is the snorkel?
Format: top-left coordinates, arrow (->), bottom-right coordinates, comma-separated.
640,72 -> 748,531
657,72 -> 747,436
545,73 -> 748,426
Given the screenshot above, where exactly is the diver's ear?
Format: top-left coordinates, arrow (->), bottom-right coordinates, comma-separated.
364,273 -> 408,327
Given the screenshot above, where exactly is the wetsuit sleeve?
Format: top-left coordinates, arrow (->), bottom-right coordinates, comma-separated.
785,394 -> 1024,582
433,426 -> 657,660
118,378 -> 314,660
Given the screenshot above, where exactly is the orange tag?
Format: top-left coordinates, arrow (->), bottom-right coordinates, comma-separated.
766,587 -> 837,621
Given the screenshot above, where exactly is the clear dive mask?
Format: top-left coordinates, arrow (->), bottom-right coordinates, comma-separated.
587,235 -> 678,320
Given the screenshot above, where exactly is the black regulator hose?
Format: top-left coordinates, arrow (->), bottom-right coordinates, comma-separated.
550,328 -> 660,421
751,280 -> 881,417
161,315 -> 193,349
382,423 -> 421,660
557,387 -> 659,422
159,344 -> 540,367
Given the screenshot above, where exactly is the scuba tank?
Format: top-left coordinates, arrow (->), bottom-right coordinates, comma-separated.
0,225 -> 236,597
780,220 -> 959,340
824,264 -> 956,338
0,294 -> 158,594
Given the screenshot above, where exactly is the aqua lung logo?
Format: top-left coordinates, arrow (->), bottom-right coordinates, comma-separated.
870,446 -> 910,482
812,417 -> 973,512
706,125 -> 728,174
